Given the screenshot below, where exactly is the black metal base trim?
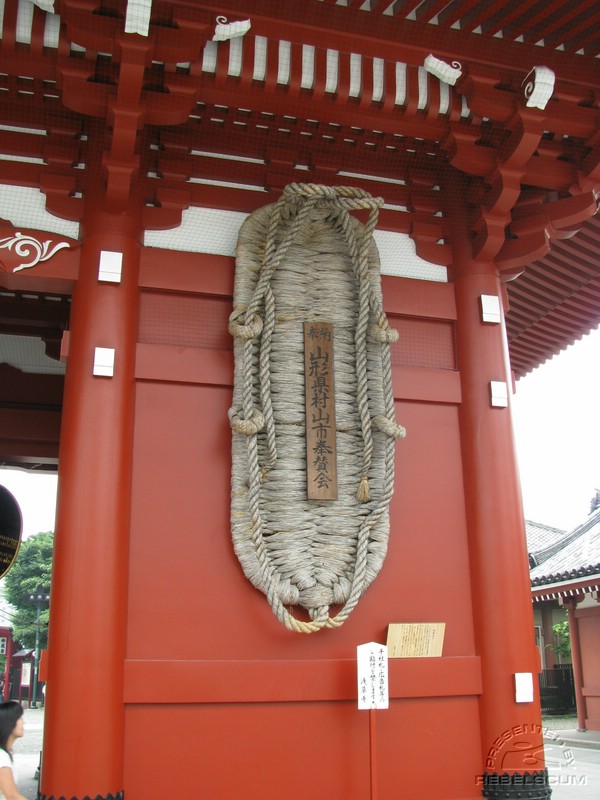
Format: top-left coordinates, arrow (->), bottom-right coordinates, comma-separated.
38,792 -> 124,800
482,770 -> 551,799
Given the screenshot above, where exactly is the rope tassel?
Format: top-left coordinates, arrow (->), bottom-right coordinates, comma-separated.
356,477 -> 371,504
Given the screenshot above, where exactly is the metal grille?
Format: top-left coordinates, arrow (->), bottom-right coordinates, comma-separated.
539,665 -> 576,715
138,291 -> 232,351
390,317 -> 456,370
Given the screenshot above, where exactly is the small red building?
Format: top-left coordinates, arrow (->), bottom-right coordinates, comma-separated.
0,626 -> 36,705
1,3 -> 600,799
531,505 -> 600,732
0,625 -> 14,701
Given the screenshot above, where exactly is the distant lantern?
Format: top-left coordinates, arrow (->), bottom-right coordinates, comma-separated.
0,486 -> 22,579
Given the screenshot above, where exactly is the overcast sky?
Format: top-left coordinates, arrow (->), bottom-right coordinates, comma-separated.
512,324 -> 600,530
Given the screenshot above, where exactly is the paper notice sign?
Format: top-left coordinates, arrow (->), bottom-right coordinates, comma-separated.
357,642 -> 389,710
386,623 -> 445,658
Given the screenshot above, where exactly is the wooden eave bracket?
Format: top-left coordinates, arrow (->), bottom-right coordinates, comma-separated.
477,116 -> 546,246
59,63 -> 111,118
497,191 -> 600,276
410,220 -> 451,267
510,192 -> 599,237
442,126 -> 494,177
142,187 -> 191,232
471,209 -> 510,264
579,147 -> 600,190
143,76 -> 203,127
497,108 -> 548,165
104,156 -> 142,212
60,0 -> 211,62
39,173 -> 83,222
58,0 -> 123,53
447,79 -> 597,268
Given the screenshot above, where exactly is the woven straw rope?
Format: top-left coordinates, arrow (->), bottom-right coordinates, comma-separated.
229,184 -> 405,633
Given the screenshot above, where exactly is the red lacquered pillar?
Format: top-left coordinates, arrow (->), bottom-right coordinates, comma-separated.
446,170 -> 550,798
40,203 -> 140,800
565,599 -> 587,731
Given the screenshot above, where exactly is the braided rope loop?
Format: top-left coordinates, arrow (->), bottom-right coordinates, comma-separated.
229,184 -> 405,632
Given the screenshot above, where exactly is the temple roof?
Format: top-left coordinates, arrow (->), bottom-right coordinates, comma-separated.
530,507 -> 600,599
1,1 -> 600,377
526,520 -> 567,567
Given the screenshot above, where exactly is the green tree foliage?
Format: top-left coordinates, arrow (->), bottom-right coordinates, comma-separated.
2,531 -> 53,649
547,620 -> 571,661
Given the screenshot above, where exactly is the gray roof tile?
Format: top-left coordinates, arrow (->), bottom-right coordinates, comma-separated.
530,508 -> 600,587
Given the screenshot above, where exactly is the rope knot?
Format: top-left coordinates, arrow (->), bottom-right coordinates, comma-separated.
228,311 -> 263,340
228,407 -> 265,435
371,323 -> 399,344
283,183 -> 382,209
374,415 -> 406,440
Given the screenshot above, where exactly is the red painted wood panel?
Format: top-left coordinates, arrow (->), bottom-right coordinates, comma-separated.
577,606 -> 600,730
125,268 -> 476,798
127,384 -> 473,659
124,656 -> 482,704
124,698 -> 482,799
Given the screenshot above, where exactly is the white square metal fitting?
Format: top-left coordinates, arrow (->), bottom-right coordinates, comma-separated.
514,672 -> 534,703
93,347 -> 115,377
489,381 -> 508,408
480,294 -> 501,324
98,250 -> 123,283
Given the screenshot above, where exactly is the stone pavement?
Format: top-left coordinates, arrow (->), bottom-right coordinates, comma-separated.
13,706 -> 44,800
542,715 -> 600,752
544,727 -> 600,751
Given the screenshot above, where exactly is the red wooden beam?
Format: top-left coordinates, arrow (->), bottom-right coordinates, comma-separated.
196,72 -> 449,141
